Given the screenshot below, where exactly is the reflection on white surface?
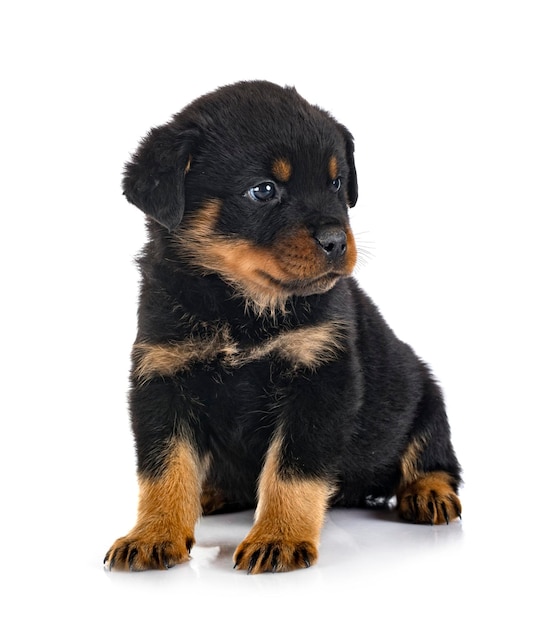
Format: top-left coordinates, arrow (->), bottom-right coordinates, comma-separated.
86,490 -> 526,624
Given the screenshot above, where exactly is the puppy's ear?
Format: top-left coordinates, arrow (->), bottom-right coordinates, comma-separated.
122,125 -> 199,231
338,123 -> 358,208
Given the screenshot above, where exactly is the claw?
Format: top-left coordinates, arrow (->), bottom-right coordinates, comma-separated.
247,549 -> 261,574
271,547 -> 280,573
441,502 -> 450,524
104,547 -> 117,571
233,549 -> 243,569
427,500 -> 435,525
151,546 -> 160,568
259,548 -> 271,570
301,548 -> 311,569
128,548 -> 138,571
412,495 -> 419,519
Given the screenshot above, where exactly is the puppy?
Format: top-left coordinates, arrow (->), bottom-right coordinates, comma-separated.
104,80 -> 462,574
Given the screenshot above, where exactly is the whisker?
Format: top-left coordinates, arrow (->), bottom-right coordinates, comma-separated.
352,230 -> 376,267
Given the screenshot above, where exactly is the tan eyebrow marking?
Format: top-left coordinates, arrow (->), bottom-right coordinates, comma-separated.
328,155 -> 339,180
271,158 -> 293,182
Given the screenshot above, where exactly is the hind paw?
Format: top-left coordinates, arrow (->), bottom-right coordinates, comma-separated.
398,472 -> 462,525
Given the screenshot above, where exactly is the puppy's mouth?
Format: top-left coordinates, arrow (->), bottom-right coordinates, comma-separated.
257,270 -> 343,296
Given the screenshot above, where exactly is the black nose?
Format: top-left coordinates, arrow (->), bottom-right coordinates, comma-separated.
315,228 -> 347,262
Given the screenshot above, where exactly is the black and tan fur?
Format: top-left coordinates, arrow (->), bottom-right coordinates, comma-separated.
104,80 -> 462,574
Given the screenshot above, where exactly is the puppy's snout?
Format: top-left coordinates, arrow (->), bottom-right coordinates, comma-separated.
314,228 -> 347,262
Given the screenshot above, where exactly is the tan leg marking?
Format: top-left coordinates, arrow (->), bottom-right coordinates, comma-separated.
399,436 -> 426,485
233,436 -> 333,573
104,440 -> 202,571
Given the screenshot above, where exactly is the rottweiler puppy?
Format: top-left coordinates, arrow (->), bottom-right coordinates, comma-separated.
104,80 -> 462,574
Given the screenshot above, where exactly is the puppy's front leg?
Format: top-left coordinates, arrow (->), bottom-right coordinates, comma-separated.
234,435 -> 334,574
105,439 -> 202,571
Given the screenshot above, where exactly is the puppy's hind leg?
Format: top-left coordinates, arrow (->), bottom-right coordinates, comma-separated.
396,374 -> 462,525
397,468 -> 462,525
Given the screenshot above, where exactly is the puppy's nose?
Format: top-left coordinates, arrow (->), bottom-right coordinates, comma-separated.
315,228 -> 347,262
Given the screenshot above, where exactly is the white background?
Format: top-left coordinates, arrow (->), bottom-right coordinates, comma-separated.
1,1 -> 538,623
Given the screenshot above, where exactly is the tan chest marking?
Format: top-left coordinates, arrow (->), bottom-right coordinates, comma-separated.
133,320 -> 347,382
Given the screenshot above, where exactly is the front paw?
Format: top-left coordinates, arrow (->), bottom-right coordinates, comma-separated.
104,533 -> 194,571
233,538 -> 317,574
398,472 -> 462,525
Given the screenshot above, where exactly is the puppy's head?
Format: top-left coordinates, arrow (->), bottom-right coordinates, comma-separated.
123,80 -> 358,312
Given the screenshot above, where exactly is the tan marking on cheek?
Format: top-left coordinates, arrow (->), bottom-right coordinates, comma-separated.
176,204 -> 302,314
328,155 -> 339,180
271,158 -> 292,182
176,201 -> 291,280
215,240 -> 292,284
233,434 -> 334,573
343,227 -> 357,273
174,201 -> 351,314
181,199 -> 221,243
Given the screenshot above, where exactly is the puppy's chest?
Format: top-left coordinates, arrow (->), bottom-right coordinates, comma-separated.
132,319 -> 349,381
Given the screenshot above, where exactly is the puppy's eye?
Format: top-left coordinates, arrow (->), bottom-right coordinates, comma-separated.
246,182 -> 277,202
331,177 -> 342,192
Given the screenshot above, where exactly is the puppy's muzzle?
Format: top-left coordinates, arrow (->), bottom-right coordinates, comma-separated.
314,227 -> 347,264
